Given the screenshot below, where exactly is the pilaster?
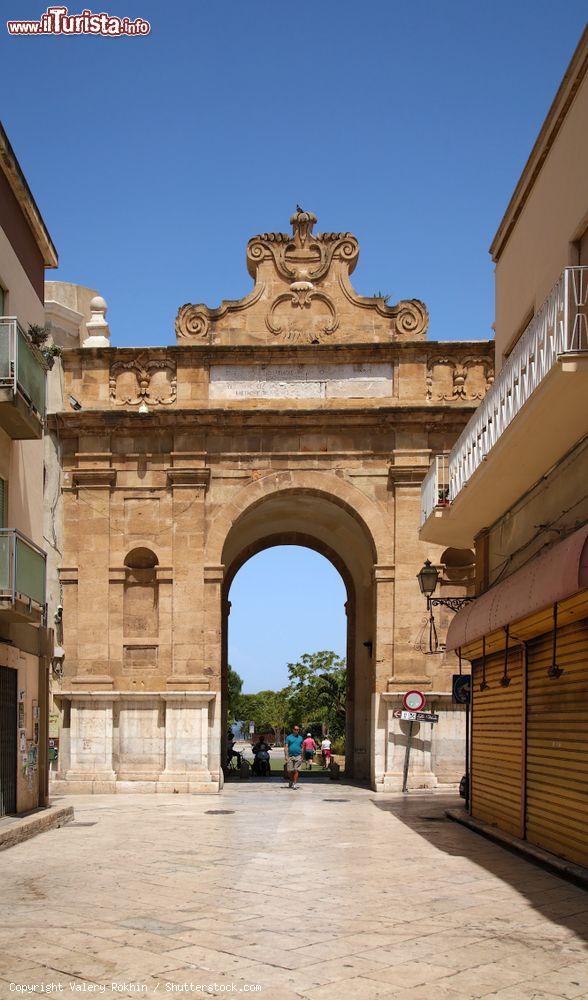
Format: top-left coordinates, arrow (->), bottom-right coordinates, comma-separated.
168,466 -> 210,682
388,447 -> 430,681
72,461 -> 114,682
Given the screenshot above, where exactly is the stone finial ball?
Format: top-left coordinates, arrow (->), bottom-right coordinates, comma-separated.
90,295 -> 107,314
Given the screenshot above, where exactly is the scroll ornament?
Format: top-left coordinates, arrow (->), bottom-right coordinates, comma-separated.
110,356 -> 177,405
266,280 -> 339,343
175,304 -> 210,341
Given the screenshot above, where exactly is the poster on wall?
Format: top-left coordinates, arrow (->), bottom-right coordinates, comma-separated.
19,730 -> 26,752
18,701 -> 25,729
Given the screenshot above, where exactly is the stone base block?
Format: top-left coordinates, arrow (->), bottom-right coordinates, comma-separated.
157,770 -> 218,794
115,781 -> 159,793
52,774 -> 219,794
376,770 -> 439,793
53,777 -> 117,794
65,770 -> 117,782
116,771 -> 162,782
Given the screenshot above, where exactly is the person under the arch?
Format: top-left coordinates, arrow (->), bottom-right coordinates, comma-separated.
284,725 -> 304,789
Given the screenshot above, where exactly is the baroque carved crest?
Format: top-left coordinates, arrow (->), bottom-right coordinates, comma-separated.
110,356 -> 177,406
175,208 -> 429,346
246,208 -> 360,286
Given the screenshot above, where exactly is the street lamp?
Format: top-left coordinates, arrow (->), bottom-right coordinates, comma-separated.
417,558 -> 475,652
417,559 -> 439,598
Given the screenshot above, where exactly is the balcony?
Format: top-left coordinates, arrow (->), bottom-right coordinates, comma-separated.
420,453 -> 450,526
0,318 -> 47,439
421,267 -> 588,546
0,529 -> 46,625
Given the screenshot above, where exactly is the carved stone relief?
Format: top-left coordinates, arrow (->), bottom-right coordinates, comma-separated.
174,207 -> 430,344
110,356 -> 177,406
266,281 -> 338,342
426,356 -> 494,401
246,209 -> 360,284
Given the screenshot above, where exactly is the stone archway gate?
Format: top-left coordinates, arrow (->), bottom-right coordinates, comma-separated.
51,209 -> 493,793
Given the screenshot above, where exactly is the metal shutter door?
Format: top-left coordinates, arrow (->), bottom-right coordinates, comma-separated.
526,619 -> 588,867
471,647 -> 523,837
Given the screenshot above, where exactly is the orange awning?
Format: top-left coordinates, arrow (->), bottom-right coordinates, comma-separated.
446,524 -> 588,651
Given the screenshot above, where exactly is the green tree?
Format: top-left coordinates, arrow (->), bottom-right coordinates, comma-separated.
227,665 -> 243,723
285,650 -> 346,743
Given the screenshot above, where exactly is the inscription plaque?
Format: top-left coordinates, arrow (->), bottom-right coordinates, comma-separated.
209,363 -> 393,400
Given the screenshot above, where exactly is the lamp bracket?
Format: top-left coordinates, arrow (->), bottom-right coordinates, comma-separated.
427,596 -> 475,613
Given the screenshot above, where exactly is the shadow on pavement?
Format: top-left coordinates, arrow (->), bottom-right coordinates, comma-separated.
372,793 -> 588,947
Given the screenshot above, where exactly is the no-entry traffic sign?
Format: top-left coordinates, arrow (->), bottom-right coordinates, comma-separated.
403,689 -> 426,712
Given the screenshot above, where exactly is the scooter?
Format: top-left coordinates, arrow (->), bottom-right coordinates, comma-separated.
252,750 -> 271,777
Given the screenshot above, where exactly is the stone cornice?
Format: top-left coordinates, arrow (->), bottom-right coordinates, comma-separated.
71,468 -> 117,489
108,566 -> 173,583
55,690 -> 217,701
388,464 -> 430,488
50,404 -> 477,436
204,565 -> 225,584
60,339 -> 494,364
59,567 -> 78,584
373,564 -> 395,583
166,468 -> 210,489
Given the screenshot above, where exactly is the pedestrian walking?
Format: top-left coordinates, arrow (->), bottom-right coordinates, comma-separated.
284,725 -> 304,789
302,733 -> 317,769
321,736 -> 332,768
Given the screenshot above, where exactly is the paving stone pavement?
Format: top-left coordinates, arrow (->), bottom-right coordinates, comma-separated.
0,783 -> 587,1000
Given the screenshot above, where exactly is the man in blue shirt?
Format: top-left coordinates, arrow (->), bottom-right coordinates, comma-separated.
284,725 -> 304,789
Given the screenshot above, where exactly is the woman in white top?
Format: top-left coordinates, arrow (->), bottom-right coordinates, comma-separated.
321,737 -> 332,768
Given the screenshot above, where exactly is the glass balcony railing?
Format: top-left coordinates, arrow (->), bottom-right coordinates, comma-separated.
0,528 -> 47,622
0,317 -> 47,420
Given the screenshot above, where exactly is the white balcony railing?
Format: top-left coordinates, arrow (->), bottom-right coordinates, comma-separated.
420,453 -> 450,527
448,266 -> 588,501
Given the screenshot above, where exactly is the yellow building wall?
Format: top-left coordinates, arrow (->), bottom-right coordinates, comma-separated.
494,70 -> 588,368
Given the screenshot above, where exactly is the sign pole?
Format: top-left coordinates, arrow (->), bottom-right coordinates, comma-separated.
402,720 -> 414,794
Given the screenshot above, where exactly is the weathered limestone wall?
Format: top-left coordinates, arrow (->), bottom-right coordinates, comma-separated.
52,348 -> 486,792
50,211 -> 493,793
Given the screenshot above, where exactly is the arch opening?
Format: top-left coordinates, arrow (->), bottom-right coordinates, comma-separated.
226,545 -> 348,779
217,487 -> 378,784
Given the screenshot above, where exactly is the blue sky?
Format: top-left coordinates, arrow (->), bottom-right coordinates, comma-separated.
3,1 -> 585,690
4,1 -> 586,348
229,548 -> 347,693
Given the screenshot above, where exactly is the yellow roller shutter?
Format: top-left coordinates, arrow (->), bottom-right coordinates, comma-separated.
526,618 -> 588,867
471,646 -> 523,838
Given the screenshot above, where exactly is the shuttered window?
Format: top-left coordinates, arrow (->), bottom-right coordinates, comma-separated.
471,646 -> 524,837
526,619 -> 588,867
